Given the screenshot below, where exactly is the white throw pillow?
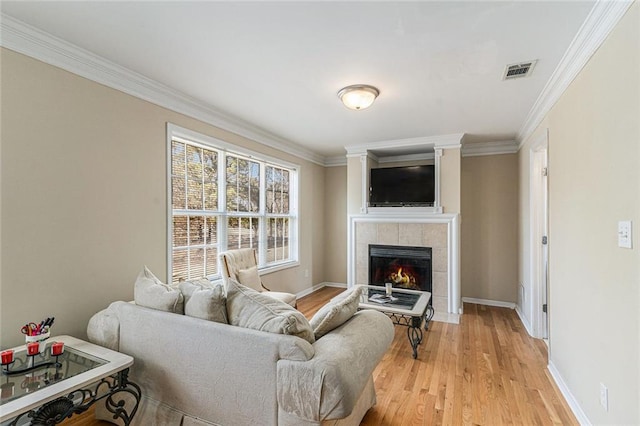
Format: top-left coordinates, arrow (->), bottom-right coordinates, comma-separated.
236,265 -> 262,291
179,280 -> 228,324
226,280 -> 315,344
310,285 -> 363,339
134,266 -> 184,314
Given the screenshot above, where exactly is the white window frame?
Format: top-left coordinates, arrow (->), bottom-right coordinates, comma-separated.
166,123 -> 299,283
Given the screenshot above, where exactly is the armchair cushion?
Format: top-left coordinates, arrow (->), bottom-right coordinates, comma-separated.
237,265 -> 262,291
134,266 -> 184,314
179,280 -> 228,324
310,286 -> 363,339
226,279 -> 314,344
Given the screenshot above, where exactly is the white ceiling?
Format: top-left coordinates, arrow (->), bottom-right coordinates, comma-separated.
1,1 -> 596,159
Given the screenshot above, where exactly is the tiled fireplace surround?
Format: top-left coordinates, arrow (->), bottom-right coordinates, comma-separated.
348,215 -> 461,324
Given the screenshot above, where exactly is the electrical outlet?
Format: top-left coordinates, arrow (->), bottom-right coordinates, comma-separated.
618,221 -> 632,248
304,269 -> 309,278
600,383 -> 608,411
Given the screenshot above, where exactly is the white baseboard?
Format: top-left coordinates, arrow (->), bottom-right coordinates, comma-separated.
515,305 -> 534,336
296,282 -> 347,299
548,361 -> 591,426
432,311 -> 460,324
462,297 -> 516,309
323,282 -> 348,288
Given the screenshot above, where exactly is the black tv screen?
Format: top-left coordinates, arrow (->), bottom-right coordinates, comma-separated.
369,165 -> 435,207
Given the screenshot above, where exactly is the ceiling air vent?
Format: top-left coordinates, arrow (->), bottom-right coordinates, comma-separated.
503,60 -> 537,80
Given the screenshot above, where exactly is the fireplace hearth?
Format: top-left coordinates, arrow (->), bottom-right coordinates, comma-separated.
368,244 -> 432,293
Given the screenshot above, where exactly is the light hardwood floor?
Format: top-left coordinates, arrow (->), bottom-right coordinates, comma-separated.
65,286 -> 577,425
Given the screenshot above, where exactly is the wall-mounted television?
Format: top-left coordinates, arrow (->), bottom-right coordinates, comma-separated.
369,165 -> 435,207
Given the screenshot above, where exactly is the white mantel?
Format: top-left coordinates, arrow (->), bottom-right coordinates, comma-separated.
348,211 -> 461,324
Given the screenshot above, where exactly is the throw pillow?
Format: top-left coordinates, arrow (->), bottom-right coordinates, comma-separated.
134,266 -> 184,314
236,265 -> 262,291
226,280 -> 315,344
310,285 -> 363,339
179,280 -> 228,324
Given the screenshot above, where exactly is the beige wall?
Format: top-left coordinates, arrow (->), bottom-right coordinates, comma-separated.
461,154 -> 518,302
519,3 -> 639,423
323,166 -> 347,283
0,48 -> 326,348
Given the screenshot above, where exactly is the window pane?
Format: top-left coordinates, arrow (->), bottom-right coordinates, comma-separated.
172,249 -> 189,282
187,179 -> 203,209
189,248 -> 205,279
266,166 -> 289,214
189,216 -> 205,245
172,176 -> 186,210
203,150 -> 217,210
267,217 -> 289,263
206,247 -> 218,276
186,145 -> 203,181
171,141 -> 185,177
227,156 -> 260,213
205,216 -> 217,245
173,216 -> 188,247
227,216 -> 259,249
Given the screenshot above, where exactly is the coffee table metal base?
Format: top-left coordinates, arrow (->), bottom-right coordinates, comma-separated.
385,305 -> 435,358
8,368 -> 141,426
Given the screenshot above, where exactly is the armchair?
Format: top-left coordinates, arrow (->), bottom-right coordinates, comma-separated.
219,248 -> 297,307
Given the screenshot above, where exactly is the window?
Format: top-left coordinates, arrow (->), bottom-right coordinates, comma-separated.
168,125 -> 298,283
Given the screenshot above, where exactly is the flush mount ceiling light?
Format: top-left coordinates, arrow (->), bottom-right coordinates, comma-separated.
337,85 -> 380,110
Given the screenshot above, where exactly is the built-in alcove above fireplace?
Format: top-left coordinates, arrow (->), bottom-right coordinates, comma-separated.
369,244 -> 432,293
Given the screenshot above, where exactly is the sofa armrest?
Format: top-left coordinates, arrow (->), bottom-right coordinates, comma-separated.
277,309 -> 394,422
87,302 -> 121,351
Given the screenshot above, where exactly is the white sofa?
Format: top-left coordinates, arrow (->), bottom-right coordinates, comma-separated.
87,296 -> 394,426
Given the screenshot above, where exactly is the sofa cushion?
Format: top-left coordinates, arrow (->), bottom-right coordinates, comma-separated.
134,266 -> 184,314
179,280 -> 228,324
226,280 -> 315,344
310,285 -> 363,339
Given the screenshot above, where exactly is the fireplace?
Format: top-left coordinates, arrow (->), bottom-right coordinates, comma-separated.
368,244 -> 432,293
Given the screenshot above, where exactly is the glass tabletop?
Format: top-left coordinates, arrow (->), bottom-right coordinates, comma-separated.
1,342 -> 108,405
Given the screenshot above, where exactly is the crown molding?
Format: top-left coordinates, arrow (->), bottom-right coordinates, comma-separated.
377,152 -> 435,164
517,0 -> 634,147
324,155 -> 348,167
462,140 -> 518,157
345,133 -> 464,156
0,14 -> 327,166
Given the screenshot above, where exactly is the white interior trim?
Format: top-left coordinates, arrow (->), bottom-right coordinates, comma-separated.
345,134 -> 464,156
517,0 -> 634,145
462,297 -> 516,309
548,361 -> 592,426
515,305 -> 534,336
462,140 -> 518,157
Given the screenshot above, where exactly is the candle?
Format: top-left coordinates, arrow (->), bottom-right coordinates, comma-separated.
0,350 -> 13,364
26,342 -> 40,356
51,342 -> 64,356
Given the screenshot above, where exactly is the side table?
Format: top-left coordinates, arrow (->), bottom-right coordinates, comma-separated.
0,335 -> 140,425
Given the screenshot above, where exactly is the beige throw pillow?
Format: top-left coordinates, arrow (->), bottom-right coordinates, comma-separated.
179,280 -> 228,324
134,266 -> 184,314
236,265 -> 262,291
310,285 -> 363,339
226,280 -> 315,344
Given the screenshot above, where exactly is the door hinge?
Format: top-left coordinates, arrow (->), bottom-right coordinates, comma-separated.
542,236 -> 548,245
542,303 -> 548,313
542,167 -> 548,177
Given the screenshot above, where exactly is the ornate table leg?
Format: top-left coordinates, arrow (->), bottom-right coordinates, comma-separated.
424,304 -> 435,331
407,316 -> 424,359
8,368 -> 141,426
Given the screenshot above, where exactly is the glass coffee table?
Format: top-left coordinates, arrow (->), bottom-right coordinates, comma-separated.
358,285 -> 434,359
0,335 -> 140,425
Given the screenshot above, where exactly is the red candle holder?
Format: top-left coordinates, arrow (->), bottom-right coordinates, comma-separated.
51,342 -> 64,356
1,350 -> 14,365
26,342 -> 40,356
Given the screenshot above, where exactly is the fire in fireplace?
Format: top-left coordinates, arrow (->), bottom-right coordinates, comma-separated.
368,244 -> 432,293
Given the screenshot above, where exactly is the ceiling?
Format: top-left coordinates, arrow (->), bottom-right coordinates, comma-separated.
1,1 -> 596,159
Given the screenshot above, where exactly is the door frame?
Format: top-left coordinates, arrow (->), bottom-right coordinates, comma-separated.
529,130 -> 549,340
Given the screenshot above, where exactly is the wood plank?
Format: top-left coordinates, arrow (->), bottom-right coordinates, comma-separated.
63,290 -> 577,425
